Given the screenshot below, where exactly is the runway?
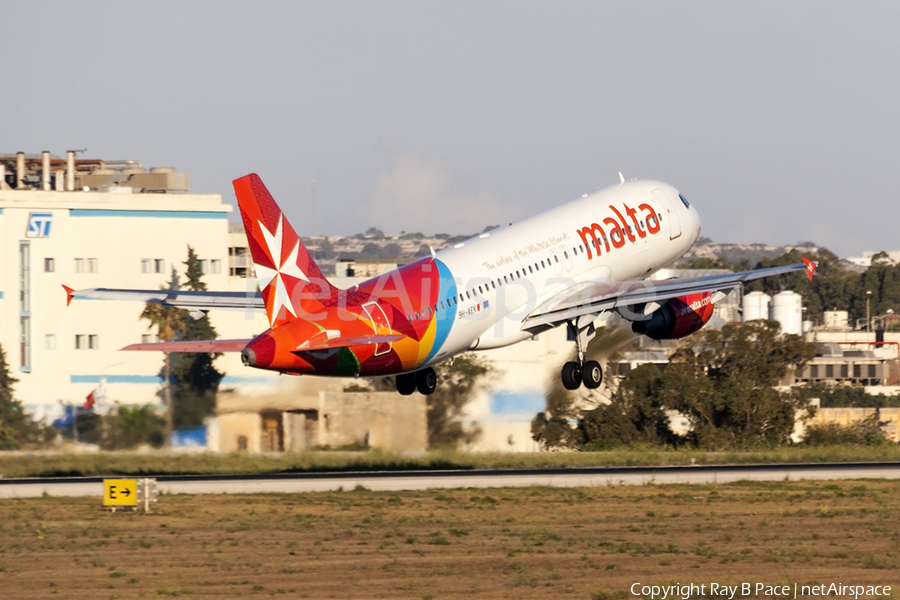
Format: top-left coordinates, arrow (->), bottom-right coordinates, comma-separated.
2,462 -> 899,499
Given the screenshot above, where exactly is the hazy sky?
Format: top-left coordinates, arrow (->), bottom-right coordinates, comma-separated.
3,1 -> 898,257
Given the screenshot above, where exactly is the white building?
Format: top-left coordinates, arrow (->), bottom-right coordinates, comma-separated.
0,151 -> 277,423
844,250 -> 900,268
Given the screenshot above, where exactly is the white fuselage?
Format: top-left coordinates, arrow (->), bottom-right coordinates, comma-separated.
420,180 -> 701,365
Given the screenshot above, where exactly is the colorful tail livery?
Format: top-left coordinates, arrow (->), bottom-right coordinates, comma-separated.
66,174 -> 816,395
234,174 -> 337,328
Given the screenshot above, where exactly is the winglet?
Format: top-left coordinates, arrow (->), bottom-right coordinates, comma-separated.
801,258 -> 817,281
62,285 -> 75,307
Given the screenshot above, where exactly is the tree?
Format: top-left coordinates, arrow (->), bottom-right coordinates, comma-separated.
183,245 -> 207,291
170,246 -> 224,430
677,257 -> 738,271
364,227 -> 385,240
0,344 -> 39,449
532,324 -> 637,451
426,353 -> 493,448
663,320 -> 814,448
106,405 -> 166,449
582,363 -> 676,448
576,320 -> 815,450
140,268 -> 187,444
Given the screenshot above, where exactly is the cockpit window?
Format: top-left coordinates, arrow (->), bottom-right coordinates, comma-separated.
679,194 -> 691,208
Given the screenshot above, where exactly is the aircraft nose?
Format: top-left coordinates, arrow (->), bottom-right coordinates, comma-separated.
692,205 -> 702,240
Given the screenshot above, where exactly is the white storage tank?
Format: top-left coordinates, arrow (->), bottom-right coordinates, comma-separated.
742,291 -> 771,322
770,291 -> 803,336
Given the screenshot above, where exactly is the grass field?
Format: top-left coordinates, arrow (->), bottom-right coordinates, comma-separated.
2,446 -> 900,479
1,480 -> 899,599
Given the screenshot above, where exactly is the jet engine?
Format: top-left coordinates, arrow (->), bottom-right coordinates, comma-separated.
630,292 -> 715,340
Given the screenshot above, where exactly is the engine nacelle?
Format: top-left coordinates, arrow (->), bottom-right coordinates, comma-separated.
631,292 -> 715,340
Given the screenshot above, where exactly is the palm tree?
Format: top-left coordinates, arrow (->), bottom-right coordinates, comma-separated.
140,270 -> 187,445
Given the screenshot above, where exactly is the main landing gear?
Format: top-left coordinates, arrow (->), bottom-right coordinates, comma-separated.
396,367 -> 437,396
560,317 -> 603,391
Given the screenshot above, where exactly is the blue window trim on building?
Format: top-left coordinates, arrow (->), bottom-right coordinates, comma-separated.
71,374 -> 276,385
70,209 -> 228,219
221,375 -> 276,385
71,375 -> 163,384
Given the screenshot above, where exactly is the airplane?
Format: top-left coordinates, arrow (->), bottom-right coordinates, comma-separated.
66,173 -> 816,395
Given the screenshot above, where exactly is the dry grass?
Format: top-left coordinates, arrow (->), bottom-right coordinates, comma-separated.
2,445 -> 900,479
1,480 -> 899,599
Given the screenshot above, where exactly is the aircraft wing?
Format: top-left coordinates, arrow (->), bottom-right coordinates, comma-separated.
122,339 -> 253,352
64,286 -> 264,312
524,259 -> 816,329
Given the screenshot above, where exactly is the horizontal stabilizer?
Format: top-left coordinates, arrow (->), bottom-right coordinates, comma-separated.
121,339 -> 252,353
65,287 -> 264,312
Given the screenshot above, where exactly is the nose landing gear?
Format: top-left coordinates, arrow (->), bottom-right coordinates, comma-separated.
559,317 -> 603,390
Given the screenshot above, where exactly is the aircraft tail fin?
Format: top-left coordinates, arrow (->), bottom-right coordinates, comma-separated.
233,174 -> 336,327
802,257 -> 817,281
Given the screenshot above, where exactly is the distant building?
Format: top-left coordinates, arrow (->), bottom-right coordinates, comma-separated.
0,150 -> 274,424
213,380 -> 427,453
844,250 -> 900,268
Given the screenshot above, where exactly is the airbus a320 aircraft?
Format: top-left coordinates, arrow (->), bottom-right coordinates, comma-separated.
67,173 -> 815,395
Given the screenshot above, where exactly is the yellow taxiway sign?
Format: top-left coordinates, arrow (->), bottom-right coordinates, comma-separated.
103,479 -> 138,506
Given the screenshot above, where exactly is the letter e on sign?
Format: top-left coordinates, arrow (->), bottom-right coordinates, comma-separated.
103,479 -> 138,506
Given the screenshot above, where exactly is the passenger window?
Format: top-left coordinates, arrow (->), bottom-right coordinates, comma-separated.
466,291 -> 470,300
504,275 -> 509,283
478,285 -> 483,294
491,281 -> 496,290
528,266 -> 533,274
554,255 -> 559,263
440,301 -> 445,310
541,260 -> 546,268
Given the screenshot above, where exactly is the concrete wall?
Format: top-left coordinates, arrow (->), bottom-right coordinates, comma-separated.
214,386 -> 427,454
320,391 -> 426,452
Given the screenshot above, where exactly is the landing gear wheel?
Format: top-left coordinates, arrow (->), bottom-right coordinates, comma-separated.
396,373 -> 416,396
561,361 -> 582,390
582,360 -> 602,389
415,367 -> 437,395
